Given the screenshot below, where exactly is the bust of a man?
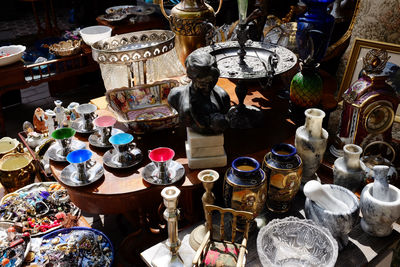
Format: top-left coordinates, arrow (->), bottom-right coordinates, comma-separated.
168,52 -> 231,134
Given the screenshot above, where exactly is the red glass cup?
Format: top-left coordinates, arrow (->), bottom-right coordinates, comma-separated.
148,147 -> 175,183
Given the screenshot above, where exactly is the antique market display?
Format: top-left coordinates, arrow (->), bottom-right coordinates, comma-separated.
2,0 -> 400,265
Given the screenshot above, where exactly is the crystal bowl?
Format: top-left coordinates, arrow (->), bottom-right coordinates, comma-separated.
257,217 -> 338,267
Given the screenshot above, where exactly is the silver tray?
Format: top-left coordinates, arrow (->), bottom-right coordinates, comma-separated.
47,140 -> 86,162
88,128 -> 124,148
60,161 -> 104,187
0,182 -> 81,237
192,41 -> 297,79
92,30 -> 175,64
71,118 -> 95,134
103,147 -> 143,169
141,161 -> 185,185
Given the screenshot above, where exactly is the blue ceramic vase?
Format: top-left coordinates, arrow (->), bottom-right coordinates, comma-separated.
223,157 -> 267,218
262,144 -> 302,213
296,0 -> 335,63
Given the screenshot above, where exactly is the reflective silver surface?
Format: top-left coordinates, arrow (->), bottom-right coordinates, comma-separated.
193,41 -> 297,80
46,140 -> 86,162
88,128 -> 124,148
71,118 -> 95,134
103,147 -> 143,168
60,161 -> 104,187
142,160 -> 185,185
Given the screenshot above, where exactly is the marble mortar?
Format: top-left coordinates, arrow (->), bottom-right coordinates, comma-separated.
305,184 -> 359,250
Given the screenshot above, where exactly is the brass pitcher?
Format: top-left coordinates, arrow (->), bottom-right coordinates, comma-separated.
160,0 -> 223,66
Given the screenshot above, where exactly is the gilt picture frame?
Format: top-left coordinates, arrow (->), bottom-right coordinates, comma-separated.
338,38 -> 400,121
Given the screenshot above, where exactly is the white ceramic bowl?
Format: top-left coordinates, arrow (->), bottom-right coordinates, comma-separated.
79,26 -> 112,46
0,45 -> 26,67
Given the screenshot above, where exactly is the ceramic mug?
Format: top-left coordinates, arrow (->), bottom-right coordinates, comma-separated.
148,147 -> 175,183
109,133 -> 136,163
75,103 -> 97,131
94,116 -> 117,144
51,128 -> 76,157
67,149 -> 95,181
0,137 -> 23,159
0,152 -> 36,192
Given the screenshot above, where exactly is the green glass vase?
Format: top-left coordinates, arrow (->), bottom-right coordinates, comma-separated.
290,66 -> 323,108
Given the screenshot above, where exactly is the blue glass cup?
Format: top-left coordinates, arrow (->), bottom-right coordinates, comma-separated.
109,133 -> 135,163
67,149 -> 94,180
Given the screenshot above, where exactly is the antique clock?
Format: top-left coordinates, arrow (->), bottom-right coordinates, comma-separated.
339,49 -> 399,148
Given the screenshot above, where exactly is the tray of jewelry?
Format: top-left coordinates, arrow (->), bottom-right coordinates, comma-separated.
0,222 -> 31,267
0,182 -> 80,237
32,227 -> 113,266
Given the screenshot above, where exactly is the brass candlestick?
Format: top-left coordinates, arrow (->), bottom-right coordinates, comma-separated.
189,169 -> 219,250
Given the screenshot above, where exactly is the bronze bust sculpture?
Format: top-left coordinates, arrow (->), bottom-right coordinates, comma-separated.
168,52 -> 231,134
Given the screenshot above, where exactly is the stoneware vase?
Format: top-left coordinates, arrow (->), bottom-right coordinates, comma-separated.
360,165 -> 400,237
333,144 -> 366,192
262,143 -> 303,213
295,108 -> 328,183
305,184 -> 359,250
223,157 -> 267,220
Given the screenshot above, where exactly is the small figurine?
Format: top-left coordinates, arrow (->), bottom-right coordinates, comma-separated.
45,110 -> 56,134
67,102 -> 80,121
33,108 -> 49,134
168,52 -> 231,134
54,100 -> 65,129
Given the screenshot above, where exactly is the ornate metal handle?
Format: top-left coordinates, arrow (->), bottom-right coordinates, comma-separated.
362,141 -> 396,163
159,0 -> 171,20
215,0 -> 223,15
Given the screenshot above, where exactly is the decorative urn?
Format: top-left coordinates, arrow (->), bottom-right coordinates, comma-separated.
160,0 -> 222,66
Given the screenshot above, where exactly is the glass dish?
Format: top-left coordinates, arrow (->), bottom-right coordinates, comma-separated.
257,216 -> 338,267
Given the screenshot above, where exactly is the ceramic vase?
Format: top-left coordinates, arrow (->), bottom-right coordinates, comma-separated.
262,143 -> 302,213
290,63 -> 323,108
333,144 -> 366,192
305,184 -> 359,250
296,0 -> 335,63
295,108 -> 328,183
223,157 -> 267,220
360,166 -> 400,237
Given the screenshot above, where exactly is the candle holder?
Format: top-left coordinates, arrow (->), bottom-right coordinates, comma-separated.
189,169 -> 219,250
161,186 -> 184,265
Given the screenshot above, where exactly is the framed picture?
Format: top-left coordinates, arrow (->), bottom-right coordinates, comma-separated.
338,38 -> 400,122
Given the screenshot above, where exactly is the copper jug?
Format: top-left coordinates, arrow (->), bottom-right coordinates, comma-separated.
160,0 -> 222,66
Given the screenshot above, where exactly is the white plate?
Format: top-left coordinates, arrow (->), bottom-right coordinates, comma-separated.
0,45 -> 26,67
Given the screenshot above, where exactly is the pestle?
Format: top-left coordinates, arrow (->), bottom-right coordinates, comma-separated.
304,180 -> 349,213
372,165 -> 390,202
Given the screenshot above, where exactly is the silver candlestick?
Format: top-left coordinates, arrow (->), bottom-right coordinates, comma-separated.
161,186 -> 184,265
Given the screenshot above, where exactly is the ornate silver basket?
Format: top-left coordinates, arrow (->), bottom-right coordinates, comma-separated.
92,30 -> 184,88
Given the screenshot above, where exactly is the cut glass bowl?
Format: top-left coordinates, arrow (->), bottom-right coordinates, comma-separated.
257,216 -> 338,267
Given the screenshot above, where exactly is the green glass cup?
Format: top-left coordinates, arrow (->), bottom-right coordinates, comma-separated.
51,128 -> 76,157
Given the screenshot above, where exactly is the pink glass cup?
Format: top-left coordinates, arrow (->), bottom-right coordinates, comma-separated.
94,116 -> 117,144
148,147 -> 175,183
